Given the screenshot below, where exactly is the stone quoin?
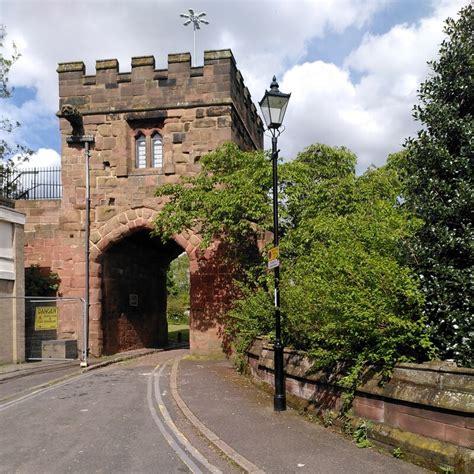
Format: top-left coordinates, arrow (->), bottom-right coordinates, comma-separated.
16,49 -> 264,357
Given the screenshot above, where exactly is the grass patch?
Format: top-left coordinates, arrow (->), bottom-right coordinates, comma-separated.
168,324 -> 189,345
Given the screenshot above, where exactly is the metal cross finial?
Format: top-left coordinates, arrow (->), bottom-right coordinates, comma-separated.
180,9 -> 209,66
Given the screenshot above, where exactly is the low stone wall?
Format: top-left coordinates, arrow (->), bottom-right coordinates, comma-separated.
247,338 -> 473,473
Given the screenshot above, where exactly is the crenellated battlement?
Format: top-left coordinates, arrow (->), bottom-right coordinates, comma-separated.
57,49 -> 262,150
57,50 -> 233,78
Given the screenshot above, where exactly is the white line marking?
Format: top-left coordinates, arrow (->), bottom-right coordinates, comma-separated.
154,362 -> 222,474
147,364 -> 203,473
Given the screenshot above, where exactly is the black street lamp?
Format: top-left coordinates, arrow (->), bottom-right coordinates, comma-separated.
259,76 -> 291,412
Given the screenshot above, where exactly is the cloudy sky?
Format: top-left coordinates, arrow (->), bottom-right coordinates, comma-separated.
0,0 -> 468,172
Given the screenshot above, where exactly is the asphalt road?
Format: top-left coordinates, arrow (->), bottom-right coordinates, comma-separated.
0,351 -> 233,474
0,361 -> 81,402
0,351 -> 427,474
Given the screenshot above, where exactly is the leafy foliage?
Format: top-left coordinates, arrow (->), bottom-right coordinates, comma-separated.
25,265 -> 60,297
352,421 -> 372,448
167,254 -> 190,324
228,145 -> 432,389
153,143 -> 272,248
0,25 -> 30,196
154,141 -> 433,390
401,5 -> 473,366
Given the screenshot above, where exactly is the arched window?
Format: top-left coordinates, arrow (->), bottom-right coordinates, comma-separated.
152,133 -> 163,168
135,134 -> 146,168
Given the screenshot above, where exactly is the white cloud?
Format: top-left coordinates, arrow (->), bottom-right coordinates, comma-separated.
277,0 -> 467,171
1,0 -> 468,172
15,148 -> 61,168
3,0 -> 382,107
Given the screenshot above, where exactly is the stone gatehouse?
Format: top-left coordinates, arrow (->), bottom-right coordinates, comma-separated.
16,49 -> 263,357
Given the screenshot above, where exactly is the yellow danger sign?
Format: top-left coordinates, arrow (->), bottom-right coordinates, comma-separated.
35,307 -> 59,331
268,247 -> 280,261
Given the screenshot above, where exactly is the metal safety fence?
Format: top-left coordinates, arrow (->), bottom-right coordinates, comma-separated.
0,166 -> 62,200
0,296 -> 86,364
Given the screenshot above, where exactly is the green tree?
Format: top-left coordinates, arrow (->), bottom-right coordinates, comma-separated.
153,143 -> 272,248
167,254 -> 190,323
25,265 -> 60,296
154,142 -> 433,389
229,145 -> 432,389
0,25 -> 30,197
402,5 -> 473,366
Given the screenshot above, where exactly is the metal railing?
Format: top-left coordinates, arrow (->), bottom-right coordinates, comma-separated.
0,166 -> 62,200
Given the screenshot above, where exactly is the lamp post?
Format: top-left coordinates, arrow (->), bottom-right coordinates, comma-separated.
259,76 -> 291,412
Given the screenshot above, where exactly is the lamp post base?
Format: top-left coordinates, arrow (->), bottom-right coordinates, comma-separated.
274,342 -> 286,411
274,394 -> 286,411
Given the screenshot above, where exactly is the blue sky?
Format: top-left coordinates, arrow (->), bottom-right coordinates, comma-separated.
305,0 -> 434,71
0,0 -> 468,171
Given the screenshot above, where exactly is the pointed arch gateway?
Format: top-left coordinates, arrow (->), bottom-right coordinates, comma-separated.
88,207 -> 201,356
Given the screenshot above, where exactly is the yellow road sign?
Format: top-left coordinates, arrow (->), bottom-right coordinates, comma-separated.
268,247 -> 279,261
268,247 -> 280,269
35,306 -> 59,331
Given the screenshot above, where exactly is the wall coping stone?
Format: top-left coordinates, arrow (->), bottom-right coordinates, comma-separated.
250,337 -> 474,413
0,205 -> 26,225
396,361 -> 474,375
168,53 -> 191,64
117,73 -> 131,83
131,56 -> 155,67
96,59 -> 119,70
57,61 -> 85,73
204,49 -> 234,62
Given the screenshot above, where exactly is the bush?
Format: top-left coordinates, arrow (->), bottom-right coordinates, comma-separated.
228,146 -> 433,390
25,264 -> 60,296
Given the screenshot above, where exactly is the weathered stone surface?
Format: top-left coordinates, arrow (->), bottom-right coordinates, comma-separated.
97,124 -> 112,137
194,118 -> 216,128
207,105 -> 231,117
22,49 -> 263,359
173,133 -> 185,144
96,59 -> 118,71
131,56 -> 155,68
164,163 -> 176,175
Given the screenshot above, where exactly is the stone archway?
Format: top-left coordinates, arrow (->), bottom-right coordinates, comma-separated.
87,207 -> 208,356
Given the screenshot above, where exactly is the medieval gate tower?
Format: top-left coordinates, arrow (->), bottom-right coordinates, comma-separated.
17,50 -> 263,356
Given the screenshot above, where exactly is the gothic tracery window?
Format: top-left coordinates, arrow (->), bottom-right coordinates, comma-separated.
134,130 -> 163,169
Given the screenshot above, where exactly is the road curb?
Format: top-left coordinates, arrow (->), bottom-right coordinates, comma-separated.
84,348 -> 162,372
170,357 -> 265,474
0,361 -> 76,383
